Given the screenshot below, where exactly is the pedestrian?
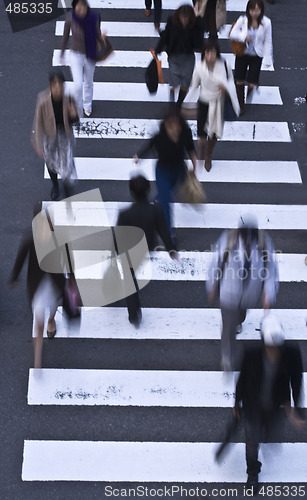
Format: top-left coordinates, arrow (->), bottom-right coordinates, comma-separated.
8,203 -> 66,369
61,0 -> 102,117
206,216 -> 278,371
117,175 -> 177,327
229,0 -> 273,115
184,38 -> 239,172
234,313 -> 305,494
133,111 -> 197,237
192,0 -> 226,39
144,0 -> 162,32
31,70 -> 79,201
155,4 -> 204,108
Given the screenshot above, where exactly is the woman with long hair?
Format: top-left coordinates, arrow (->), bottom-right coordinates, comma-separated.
184,38 -> 239,172
230,0 -> 273,115
155,4 -> 204,108
61,0 -> 102,117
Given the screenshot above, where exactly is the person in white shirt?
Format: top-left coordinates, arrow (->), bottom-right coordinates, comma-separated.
229,0 -> 273,115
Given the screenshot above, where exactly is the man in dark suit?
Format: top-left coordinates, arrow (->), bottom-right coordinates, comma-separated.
234,313 -> 305,495
117,175 -> 177,327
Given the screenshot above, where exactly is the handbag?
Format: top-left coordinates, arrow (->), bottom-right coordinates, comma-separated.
96,34 -> 114,62
229,22 -> 246,57
223,61 -> 237,121
62,243 -> 82,321
177,167 -> 206,205
145,49 -> 164,94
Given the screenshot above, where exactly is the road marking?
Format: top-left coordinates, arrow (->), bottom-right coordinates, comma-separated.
71,118 -> 290,142
46,307 -> 307,340
22,440 -> 307,482
53,50 -> 274,71
64,81 -> 283,105
45,159 -> 301,183
55,22 -> 234,40
70,250 -> 305,283
42,202 -> 307,230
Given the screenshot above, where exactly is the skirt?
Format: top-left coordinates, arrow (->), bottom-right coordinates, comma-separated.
43,127 -> 77,183
168,53 -> 195,88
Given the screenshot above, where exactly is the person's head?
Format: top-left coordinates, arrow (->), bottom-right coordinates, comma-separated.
246,0 -> 264,26
201,38 -> 221,64
174,4 -> 196,28
129,175 -> 150,202
162,111 -> 183,143
49,70 -> 65,100
261,313 -> 284,360
238,214 -> 259,245
72,0 -> 89,18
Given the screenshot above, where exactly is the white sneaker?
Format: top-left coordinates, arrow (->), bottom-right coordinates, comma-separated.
84,109 -> 92,117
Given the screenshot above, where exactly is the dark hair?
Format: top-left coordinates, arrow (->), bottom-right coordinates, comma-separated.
72,0 -> 89,10
239,226 -> 259,243
173,4 -> 196,29
161,109 -> 186,132
246,0 -> 264,28
49,70 -> 65,84
201,38 -> 221,61
129,175 -> 150,201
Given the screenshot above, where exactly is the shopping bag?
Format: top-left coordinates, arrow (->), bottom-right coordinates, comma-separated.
177,169 -> 206,204
145,49 -> 164,94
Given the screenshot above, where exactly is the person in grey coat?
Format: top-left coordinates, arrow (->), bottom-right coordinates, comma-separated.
207,216 -> 279,371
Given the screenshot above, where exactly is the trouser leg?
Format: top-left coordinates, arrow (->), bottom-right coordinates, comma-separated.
155,165 -> 174,234
235,82 -> 245,116
70,51 -> 85,116
245,415 -> 262,476
176,87 -> 188,109
126,267 -> 142,326
83,57 -> 96,113
220,307 -> 240,370
153,0 -> 162,26
205,136 -> 217,172
47,167 -> 59,200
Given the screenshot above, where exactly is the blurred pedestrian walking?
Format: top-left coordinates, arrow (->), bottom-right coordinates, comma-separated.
61,0 -> 102,117
133,112 -> 197,237
155,4 -> 204,108
144,0 -> 162,32
192,0 -> 226,39
117,175 -> 177,327
184,38 -> 239,172
207,216 -> 278,371
229,0 -> 273,115
31,70 -> 79,201
9,203 -> 66,369
234,313 -> 305,494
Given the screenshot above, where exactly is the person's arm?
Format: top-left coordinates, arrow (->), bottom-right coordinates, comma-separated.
134,135 -> 156,162
9,231 -> 32,285
229,16 -> 247,43
262,17 -> 273,67
61,16 -> 71,56
193,16 -> 205,51
155,17 -> 171,54
31,94 -> 44,158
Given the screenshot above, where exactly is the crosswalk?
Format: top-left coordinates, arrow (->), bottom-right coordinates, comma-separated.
22,0 -> 307,490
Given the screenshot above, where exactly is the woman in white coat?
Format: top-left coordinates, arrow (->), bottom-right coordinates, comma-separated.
184,38 -> 239,171
229,0 -> 273,115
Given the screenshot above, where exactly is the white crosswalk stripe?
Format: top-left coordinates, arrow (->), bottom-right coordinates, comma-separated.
46,307 -> 307,340
58,0 -> 251,11
22,440 -> 307,482
45,159 -> 301,183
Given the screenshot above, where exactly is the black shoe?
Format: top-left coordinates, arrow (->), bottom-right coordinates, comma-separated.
51,184 -> 59,200
129,309 -> 142,329
246,474 -> 259,495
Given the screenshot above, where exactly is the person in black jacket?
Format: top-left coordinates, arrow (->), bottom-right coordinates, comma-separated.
133,111 -> 197,237
9,203 -> 66,368
117,175 -> 177,327
155,4 -> 204,108
234,313 -> 305,494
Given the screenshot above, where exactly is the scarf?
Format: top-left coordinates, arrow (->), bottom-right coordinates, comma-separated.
72,10 -> 98,61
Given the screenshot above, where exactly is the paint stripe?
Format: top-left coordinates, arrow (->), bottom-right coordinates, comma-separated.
53,50 -> 274,71
22,440 -> 307,482
27,369 -> 238,407
55,21 -> 234,40
45,159 -> 301,183
46,307 -> 307,340
72,118 -> 290,142
42,202 -> 307,230
65,81 -> 283,105
57,0 -> 250,12
27,369 -> 307,407
70,250 -> 305,283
